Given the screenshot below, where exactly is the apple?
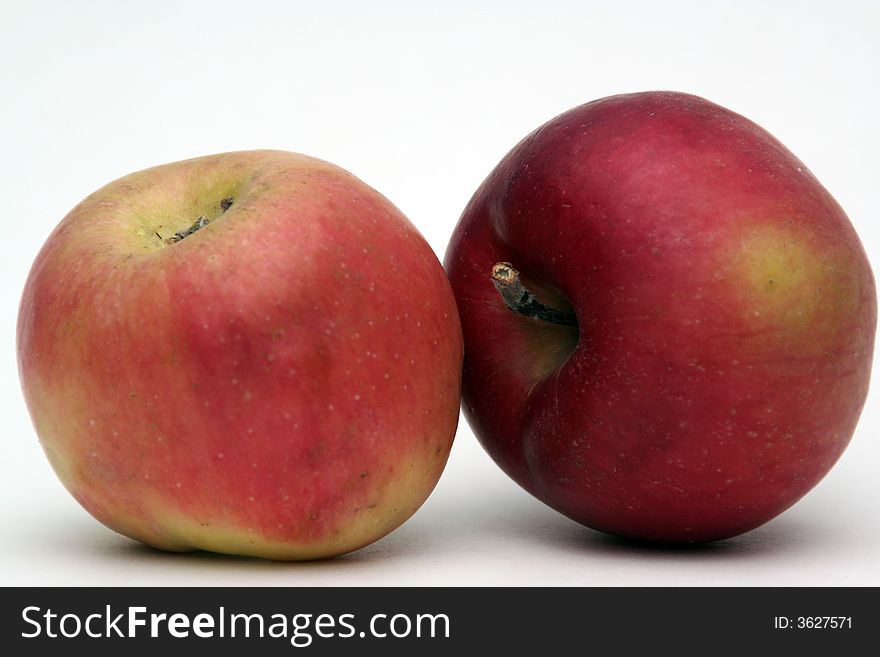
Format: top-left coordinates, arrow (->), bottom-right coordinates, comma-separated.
18,150 -> 463,559
445,92 -> 876,542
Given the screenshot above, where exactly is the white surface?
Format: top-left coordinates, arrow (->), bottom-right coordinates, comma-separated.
2,0 -> 879,586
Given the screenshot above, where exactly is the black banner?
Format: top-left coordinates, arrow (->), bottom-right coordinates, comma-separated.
0,587 -> 873,654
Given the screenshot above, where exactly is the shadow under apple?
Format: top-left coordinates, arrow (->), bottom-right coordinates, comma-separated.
420,481 -> 836,564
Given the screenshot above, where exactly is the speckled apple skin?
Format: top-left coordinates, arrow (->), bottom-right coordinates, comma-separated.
19,150 -> 463,559
445,92 -> 875,542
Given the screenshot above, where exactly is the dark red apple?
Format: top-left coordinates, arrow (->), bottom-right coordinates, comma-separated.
444,91 -> 876,542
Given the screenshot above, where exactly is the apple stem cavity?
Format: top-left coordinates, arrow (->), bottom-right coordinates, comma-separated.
162,196 -> 234,245
490,262 -> 578,327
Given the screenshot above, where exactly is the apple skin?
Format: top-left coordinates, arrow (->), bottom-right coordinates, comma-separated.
18,150 -> 462,559
445,91 -> 876,542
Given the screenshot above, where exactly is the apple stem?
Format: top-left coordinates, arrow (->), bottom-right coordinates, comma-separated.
490,262 -> 577,327
162,196 -> 234,245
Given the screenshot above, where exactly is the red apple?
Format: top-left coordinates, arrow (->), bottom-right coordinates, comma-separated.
445,92 -> 876,542
18,150 -> 462,559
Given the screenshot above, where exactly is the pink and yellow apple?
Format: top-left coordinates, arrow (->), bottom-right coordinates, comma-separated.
18,150 -> 463,559
445,91 -> 876,542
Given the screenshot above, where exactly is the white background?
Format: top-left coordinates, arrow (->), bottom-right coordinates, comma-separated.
2,0 -> 878,586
